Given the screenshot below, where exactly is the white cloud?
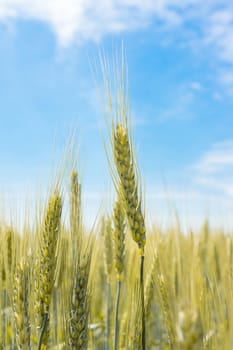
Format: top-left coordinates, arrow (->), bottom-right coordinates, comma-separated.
1,1 -> 233,96
0,0 -> 180,45
191,140 -> 233,196
204,9 -> 233,63
194,140 -> 233,174
0,0 -> 232,62
189,81 -> 203,91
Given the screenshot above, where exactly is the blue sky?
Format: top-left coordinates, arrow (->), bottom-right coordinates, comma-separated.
0,0 -> 233,230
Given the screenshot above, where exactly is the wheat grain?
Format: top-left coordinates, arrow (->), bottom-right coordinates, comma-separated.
68,251 -> 91,349
35,190 -> 62,348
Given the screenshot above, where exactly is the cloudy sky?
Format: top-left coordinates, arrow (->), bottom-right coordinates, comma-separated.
0,0 -> 233,230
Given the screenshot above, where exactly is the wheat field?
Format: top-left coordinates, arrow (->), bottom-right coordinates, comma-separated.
0,58 -> 233,350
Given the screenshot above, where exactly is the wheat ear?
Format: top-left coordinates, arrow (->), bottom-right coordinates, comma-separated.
35,190 -> 62,349
113,122 -> 146,350
13,259 -> 31,350
113,198 -> 125,350
113,123 -> 146,250
68,250 -> 92,349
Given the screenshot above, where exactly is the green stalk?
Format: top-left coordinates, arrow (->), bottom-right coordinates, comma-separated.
2,289 -> 6,349
38,312 -> 49,350
140,253 -> 146,350
114,280 -> 122,350
105,282 -> 111,350
53,289 -> 58,346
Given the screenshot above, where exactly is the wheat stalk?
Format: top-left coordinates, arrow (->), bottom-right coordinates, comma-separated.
68,250 -> 92,349
113,198 -> 126,350
13,258 -> 31,350
113,122 -> 146,349
35,190 -> 62,349
70,170 -> 82,260
101,51 -> 147,349
113,123 -> 146,250
102,217 -> 113,350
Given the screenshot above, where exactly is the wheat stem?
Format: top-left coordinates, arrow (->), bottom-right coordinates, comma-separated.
68,251 -> 91,349
105,281 -> 111,350
114,280 -> 122,350
140,252 -> 146,350
38,312 -> 49,350
35,190 -> 62,347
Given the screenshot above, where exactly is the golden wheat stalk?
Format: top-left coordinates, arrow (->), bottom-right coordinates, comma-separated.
113,199 -> 125,281
101,52 -> 147,349
5,228 -> 13,275
70,170 -> 82,260
13,259 -> 31,350
157,273 -> 175,348
113,198 -> 125,350
113,123 -> 146,251
113,122 -> 146,349
1,253 -> 6,349
103,217 -> 113,282
35,190 -> 62,349
145,254 -> 158,318
68,250 -> 92,349
102,217 -> 113,350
